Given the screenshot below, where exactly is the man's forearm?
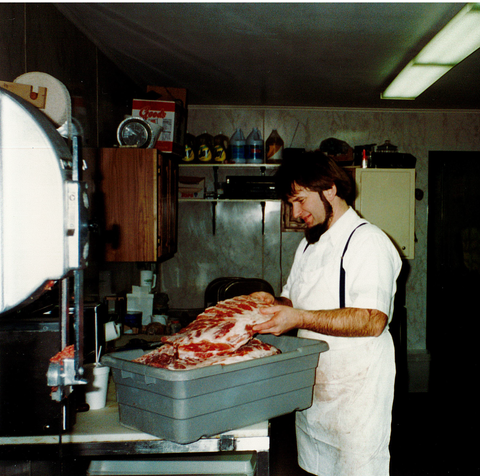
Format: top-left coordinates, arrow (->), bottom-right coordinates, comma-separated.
298,307 -> 387,337
254,297 -> 387,337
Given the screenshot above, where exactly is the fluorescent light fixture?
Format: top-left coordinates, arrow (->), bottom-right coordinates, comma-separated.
383,64 -> 451,99
382,3 -> 480,99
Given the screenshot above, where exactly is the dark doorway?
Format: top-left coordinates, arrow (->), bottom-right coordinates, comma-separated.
427,151 -> 480,437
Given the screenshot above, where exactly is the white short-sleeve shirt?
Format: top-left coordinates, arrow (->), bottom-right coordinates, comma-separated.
281,207 -> 402,350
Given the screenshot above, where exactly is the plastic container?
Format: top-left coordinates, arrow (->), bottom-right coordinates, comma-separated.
213,132 -> 229,163
266,129 -> 284,163
123,311 -> 142,334
229,128 -> 246,164
182,132 -> 196,163
196,131 -> 214,163
102,334 -> 328,444
87,454 -> 257,475
246,127 -> 264,164
377,140 -> 398,153
84,364 -> 110,410
362,149 -> 369,168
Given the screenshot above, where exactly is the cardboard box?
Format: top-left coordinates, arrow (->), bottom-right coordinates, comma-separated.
146,86 -> 187,109
179,176 -> 205,199
132,99 -> 186,156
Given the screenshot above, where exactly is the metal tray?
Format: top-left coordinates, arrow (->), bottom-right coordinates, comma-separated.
101,334 -> 328,444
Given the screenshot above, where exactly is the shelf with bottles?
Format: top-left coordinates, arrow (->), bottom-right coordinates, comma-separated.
178,162 -> 280,169
182,128 -> 284,173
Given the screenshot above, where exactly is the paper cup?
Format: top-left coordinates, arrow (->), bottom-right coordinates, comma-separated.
84,364 -> 110,410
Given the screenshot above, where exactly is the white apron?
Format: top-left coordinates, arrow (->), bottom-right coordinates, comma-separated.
283,209 -> 400,476
296,333 -> 395,476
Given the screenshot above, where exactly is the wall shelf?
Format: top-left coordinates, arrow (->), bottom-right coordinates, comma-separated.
179,198 -> 280,202
178,163 -> 279,168
178,162 -> 280,234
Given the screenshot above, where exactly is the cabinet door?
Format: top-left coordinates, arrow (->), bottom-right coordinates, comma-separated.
355,168 -> 415,259
99,148 -> 158,262
157,153 -> 178,260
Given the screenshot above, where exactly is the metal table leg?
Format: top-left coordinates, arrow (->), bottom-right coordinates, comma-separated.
257,450 -> 269,476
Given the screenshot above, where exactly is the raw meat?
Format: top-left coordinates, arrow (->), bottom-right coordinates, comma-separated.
134,338 -> 280,370
133,295 -> 280,370
161,294 -> 274,359
49,344 -> 74,363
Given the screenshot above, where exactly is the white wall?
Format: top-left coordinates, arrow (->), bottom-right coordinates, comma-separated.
166,105 -> 480,353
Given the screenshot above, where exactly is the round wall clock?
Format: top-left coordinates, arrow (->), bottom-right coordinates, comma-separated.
117,117 -> 154,148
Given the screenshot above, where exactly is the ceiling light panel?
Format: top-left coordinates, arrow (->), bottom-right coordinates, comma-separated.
382,3 -> 480,99
381,64 -> 451,99
417,4 -> 480,64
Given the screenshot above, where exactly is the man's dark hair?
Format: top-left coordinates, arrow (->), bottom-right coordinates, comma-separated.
275,150 -> 354,203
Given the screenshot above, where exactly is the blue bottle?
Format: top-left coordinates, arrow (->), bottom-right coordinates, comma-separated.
246,128 -> 264,164
230,128 -> 246,164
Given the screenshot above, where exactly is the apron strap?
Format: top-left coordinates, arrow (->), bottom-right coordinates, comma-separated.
339,223 -> 367,308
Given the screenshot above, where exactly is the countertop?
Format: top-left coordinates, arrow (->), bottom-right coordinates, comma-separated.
0,372 -> 269,451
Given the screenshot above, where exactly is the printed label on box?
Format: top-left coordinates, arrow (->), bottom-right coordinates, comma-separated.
132,99 -> 184,154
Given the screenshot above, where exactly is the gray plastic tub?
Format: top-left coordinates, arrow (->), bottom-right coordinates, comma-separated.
87,454 -> 257,475
101,334 -> 328,444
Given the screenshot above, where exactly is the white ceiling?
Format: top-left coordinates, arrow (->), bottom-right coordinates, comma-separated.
57,3 -> 480,109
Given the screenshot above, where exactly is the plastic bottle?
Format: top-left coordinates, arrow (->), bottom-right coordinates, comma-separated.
266,129 -> 284,163
196,131 -> 214,163
229,128 -> 246,164
246,127 -> 264,164
182,132 -> 196,163
213,132 -> 229,163
362,149 -> 368,169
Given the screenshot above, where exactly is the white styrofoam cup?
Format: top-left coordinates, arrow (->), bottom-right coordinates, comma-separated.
84,363 -> 110,410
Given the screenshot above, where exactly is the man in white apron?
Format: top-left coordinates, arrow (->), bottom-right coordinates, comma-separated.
253,152 -> 402,476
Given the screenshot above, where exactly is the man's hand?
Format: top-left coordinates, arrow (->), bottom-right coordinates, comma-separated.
253,304 -> 302,336
250,292 -> 296,336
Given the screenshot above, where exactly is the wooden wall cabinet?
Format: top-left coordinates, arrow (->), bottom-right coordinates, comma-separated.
99,148 -> 178,262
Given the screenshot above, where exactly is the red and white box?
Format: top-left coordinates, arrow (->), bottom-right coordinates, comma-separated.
132,99 -> 186,156
178,176 -> 205,199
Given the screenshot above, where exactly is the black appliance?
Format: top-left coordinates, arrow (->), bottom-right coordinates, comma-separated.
224,176 -> 278,199
0,317 -> 75,436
